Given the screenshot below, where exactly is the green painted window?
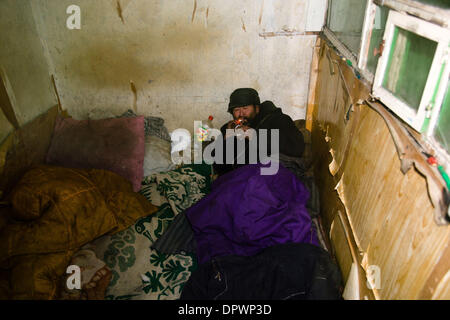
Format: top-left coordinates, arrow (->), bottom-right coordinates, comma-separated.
382,27 -> 438,111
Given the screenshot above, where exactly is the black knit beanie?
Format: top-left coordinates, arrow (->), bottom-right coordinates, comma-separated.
228,88 -> 260,113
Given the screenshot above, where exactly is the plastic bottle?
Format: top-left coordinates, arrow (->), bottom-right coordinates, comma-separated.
193,115 -> 215,163
195,115 -> 215,142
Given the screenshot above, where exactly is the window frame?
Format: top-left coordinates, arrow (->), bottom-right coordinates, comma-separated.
372,10 -> 450,133
323,0 -> 450,177
324,0 -> 382,84
357,0 -> 378,83
426,72 -> 450,173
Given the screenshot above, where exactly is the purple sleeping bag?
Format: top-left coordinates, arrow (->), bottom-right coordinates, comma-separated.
185,163 -> 319,264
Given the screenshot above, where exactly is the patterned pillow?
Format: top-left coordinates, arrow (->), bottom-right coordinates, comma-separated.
84,164 -> 211,300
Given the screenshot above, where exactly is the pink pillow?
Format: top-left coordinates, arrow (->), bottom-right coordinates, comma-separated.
46,116 -> 145,192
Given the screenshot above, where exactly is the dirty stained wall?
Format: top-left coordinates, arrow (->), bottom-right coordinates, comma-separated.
30,0 -> 324,133
0,0 -> 56,143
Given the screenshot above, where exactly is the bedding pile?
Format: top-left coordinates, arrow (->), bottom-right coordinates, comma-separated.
0,165 -> 157,299
0,108 -> 342,300
0,108 -> 189,300
186,163 -> 319,264
151,163 -> 342,299
176,163 -> 341,299
78,164 -> 212,300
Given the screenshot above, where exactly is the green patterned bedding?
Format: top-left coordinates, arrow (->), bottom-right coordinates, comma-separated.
84,164 -> 211,300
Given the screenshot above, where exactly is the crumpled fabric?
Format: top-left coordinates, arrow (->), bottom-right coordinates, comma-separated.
120,109 -> 171,142
180,242 -> 343,300
185,163 -> 319,265
0,165 -> 157,299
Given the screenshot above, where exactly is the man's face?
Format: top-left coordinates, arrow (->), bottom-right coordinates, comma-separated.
232,105 -> 259,122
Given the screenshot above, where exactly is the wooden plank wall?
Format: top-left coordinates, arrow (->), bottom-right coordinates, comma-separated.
310,38 -> 450,299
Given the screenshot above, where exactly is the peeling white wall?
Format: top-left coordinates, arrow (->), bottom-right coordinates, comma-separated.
0,0 -> 56,143
31,0 -> 326,133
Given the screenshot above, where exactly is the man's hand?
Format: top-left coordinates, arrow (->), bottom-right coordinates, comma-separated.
227,118 -> 248,130
225,120 -> 254,139
239,125 -> 251,132
226,120 -> 236,130
235,125 -> 255,140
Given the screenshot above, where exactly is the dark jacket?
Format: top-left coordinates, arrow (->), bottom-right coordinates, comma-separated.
180,242 -> 343,300
214,101 -> 305,176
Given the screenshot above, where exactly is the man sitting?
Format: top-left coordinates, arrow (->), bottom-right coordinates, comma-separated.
213,88 -> 306,176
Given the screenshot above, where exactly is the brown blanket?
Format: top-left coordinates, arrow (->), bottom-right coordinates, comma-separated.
0,165 -> 157,299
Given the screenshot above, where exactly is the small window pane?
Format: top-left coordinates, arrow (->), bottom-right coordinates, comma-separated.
366,6 -> 389,74
327,0 -> 368,55
382,27 -> 438,111
434,81 -> 450,152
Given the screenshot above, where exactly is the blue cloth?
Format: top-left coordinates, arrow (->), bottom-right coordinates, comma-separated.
185,163 -> 319,264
